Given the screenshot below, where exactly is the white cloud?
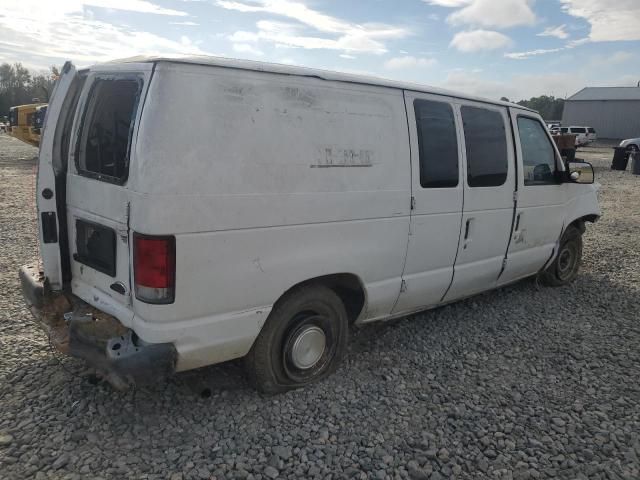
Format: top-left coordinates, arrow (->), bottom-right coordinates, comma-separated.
339,54 -> 356,59
217,0 -> 409,54
0,1 -> 209,68
170,21 -> 200,26
588,51 -> 634,67
83,0 -> 187,16
425,0 -> 471,6
232,43 -> 264,56
442,70 -> 585,101
450,30 -> 512,52
447,0 -> 536,29
561,0 -> 640,42
505,47 -> 565,59
537,24 -> 569,39
384,56 -> 436,70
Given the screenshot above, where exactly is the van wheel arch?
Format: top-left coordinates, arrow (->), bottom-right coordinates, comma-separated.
274,273 -> 366,326
568,214 -> 599,235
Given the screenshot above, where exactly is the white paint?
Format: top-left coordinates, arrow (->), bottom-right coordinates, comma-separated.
35,58 -> 601,373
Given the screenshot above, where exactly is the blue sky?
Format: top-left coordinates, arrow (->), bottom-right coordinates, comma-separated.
1,0 -> 639,101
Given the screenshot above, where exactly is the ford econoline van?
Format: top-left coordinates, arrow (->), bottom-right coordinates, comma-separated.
20,57 -> 600,393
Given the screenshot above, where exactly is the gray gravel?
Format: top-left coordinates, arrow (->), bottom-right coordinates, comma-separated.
1,133 -> 639,479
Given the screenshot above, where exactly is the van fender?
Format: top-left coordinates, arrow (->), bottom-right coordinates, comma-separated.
539,187 -> 600,272
270,272 -> 369,325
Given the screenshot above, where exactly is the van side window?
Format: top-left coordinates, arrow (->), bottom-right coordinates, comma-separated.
517,117 -> 557,186
460,106 -> 508,187
76,78 -> 142,184
414,99 -> 459,188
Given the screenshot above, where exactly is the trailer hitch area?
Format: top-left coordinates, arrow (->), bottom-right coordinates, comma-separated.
68,311 -> 176,390
19,264 -> 176,390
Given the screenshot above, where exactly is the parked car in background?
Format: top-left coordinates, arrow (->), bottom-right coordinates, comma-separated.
620,137 -> 640,155
0,122 -> 7,133
587,127 -> 597,143
560,126 -> 590,147
549,125 -> 561,135
19,57 -> 601,393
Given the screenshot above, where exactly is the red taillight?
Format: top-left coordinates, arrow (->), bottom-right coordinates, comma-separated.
133,233 -> 175,304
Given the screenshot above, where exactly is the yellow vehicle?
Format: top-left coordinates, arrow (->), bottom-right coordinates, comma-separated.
28,105 -> 48,146
8,103 -> 45,146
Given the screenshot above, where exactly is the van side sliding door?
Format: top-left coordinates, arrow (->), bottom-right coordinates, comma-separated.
443,101 -> 516,301
392,92 -> 464,314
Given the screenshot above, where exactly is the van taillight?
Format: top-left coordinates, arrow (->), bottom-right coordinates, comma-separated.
133,233 -> 175,304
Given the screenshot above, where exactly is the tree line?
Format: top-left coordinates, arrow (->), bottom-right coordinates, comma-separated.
0,63 -> 59,119
501,95 -> 565,120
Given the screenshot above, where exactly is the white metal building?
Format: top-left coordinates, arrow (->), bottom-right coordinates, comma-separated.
562,86 -> 640,139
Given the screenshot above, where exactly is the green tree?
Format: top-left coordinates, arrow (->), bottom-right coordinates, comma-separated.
516,95 -> 564,120
0,63 -> 59,117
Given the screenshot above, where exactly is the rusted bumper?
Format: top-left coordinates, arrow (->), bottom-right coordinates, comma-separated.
19,264 -> 176,389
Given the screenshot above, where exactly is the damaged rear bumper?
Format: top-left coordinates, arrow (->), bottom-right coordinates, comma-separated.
19,264 -> 176,389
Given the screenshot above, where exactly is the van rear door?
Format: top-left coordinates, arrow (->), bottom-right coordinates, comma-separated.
37,62 -> 85,291
66,63 -> 153,317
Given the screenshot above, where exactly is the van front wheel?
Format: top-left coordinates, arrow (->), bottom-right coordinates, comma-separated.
540,225 -> 583,286
245,285 -> 348,394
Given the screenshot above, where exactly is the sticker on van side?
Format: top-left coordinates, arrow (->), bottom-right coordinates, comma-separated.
312,147 -> 374,168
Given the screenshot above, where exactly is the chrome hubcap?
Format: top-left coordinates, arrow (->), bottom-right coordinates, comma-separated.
290,326 -> 326,370
558,247 -> 574,278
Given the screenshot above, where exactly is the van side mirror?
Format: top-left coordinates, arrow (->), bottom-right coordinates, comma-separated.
566,161 -> 594,184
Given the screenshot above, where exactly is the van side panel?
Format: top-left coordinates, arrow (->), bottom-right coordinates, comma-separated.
130,63 -> 411,370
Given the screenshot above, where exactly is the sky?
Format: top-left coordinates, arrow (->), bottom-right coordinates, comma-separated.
1,0 -> 639,101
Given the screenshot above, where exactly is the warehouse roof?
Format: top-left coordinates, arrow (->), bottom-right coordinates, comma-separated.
567,86 -> 640,101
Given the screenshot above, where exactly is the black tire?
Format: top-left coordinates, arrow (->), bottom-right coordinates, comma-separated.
245,284 -> 348,394
540,225 -> 583,286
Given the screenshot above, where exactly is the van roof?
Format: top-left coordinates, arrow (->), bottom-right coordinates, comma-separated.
106,55 -> 535,113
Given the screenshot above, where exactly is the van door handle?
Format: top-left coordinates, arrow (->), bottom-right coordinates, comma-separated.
464,218 -> 472,240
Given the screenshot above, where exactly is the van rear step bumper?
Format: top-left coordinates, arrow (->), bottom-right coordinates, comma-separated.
19,264 -> 176,390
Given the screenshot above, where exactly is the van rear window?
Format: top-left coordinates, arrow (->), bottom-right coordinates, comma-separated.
76,78 -> 142,184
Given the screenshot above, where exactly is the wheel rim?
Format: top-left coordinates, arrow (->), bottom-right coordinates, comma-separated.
557,242 -> 576,280
290,326 -> 326,370
282,313 -> 333,382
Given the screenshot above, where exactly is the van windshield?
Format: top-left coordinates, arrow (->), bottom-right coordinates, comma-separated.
76,77 -> 142,184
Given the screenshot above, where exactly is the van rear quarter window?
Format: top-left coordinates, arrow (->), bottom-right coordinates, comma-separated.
414,99 -> 459,188
75,78 -> 142,184
461,106 -> 508,188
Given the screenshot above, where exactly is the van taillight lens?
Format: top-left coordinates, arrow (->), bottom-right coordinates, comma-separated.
133,233 -> 175,304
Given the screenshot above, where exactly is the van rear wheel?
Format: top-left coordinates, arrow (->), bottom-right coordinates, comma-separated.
245,285 -> 348,394
540,225 -> 583,286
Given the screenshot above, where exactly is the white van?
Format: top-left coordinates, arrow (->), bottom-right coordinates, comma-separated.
20,57 -> 600,393
560,126 -> 590,147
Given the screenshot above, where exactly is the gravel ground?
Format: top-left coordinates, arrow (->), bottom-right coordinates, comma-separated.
0,133 -> 639,480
